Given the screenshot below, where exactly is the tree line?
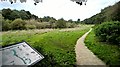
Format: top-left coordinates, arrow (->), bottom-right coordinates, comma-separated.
82,1 -> 120,24
1,8 -> 81,31
2,8 -> 38,20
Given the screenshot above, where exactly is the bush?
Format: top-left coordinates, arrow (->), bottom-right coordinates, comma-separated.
51,23 -> 57,28
2,19 -> 11,31
55,19 -> 66,28
35,22 -> 46,29
25,19 -> 36,25
11,18 -> 26,30
25,20 -> 51,29
5,19 -> 12,24
25,24 -> 36,29
66,23 -> 76,28
95,21 -> 120,44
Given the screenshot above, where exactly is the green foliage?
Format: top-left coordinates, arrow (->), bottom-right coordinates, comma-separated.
82,1 -> 120,24
25,24 -> 36,29
10,10 -> 20,20
35,23 -> 45,29
42,16 -> 56,22
31,14 -> 38,20
2,8 -> 35,20
11,19 -> 26,30
2,25 -> 91,66
56,18 -> 66,28
1,8 -> 78,31
85,30 -> 120,65
5,19 -> 12,24
94,21 -> 120,44
68,19 -> 73,23
66,23 -> 76,28
77,19 -> 80,23
0,15 -> 2,31
19,10 -> 30,20
2,8 -> 12,20
42,16 -> 51,22
2,19 -> 11,31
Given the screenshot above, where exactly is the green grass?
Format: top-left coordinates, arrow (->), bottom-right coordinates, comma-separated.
85,30 -> 120,65
1,25 -> 92,66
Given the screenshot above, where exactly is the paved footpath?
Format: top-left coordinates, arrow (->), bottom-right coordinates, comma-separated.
75,28 -> 106,66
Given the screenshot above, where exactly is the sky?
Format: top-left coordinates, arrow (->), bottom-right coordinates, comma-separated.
0,0 -> 119,21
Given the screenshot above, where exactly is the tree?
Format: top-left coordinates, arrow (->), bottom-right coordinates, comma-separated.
2,8 -> 12,20
42,16 -> 50,22
49,19 -> 56,28
26,11 -> 32,19
56,18 -> 66,28
2,19 -> 11,31
10,10 -> 20,20
31,14 -> 38,20
2,9 -> 38,20
19,10 -> 30,20
77,19 -> 80,23
68,19 -> 73,23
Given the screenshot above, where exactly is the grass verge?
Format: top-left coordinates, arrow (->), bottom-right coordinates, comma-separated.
85,30 -> 120,65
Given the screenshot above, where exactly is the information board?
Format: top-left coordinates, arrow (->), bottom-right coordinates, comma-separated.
0,42 -> 44,66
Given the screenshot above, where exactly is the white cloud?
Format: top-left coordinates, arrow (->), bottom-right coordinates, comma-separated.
0,0 -> 119,21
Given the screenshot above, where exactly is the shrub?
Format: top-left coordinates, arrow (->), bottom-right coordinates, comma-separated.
51,23 -> 57,28
25,20 -> 51,29
42,22 -> 51,28
55,19 -> 66,28
2,19 -> 11,31
5,19 -> 12,24
94,21 -> 120,44
25,19 -> 36,25
11,18 -> 26,30
25,24 -> 36,29
35,22 -> 46,29
66,23 -> 76,28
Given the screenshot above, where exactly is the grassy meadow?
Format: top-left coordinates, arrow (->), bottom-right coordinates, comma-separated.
1,25 -> 93,66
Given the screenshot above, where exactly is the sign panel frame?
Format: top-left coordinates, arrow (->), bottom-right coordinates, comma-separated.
0,41 -> 44,67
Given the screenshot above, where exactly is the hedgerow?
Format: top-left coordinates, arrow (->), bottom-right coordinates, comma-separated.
94,21 -> 120,44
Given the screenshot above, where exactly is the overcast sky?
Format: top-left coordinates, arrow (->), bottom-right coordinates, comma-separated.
0,0 -> 119,21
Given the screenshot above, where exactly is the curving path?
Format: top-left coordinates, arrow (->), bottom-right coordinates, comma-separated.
75,28 -> 106,66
